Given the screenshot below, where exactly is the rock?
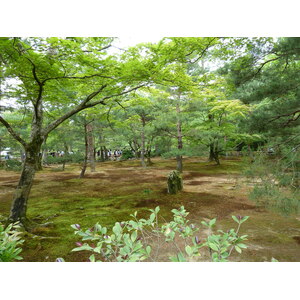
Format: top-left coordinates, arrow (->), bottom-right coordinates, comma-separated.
167,170 -> 183,194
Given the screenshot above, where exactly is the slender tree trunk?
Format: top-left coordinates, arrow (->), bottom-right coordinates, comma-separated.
176,101 -> 183,173
146,150 -> 153,165
103,146 -> 108,161
99,146 -> 104,162
42,148 -> 48,166
79,123 -> 88,178
132,139 -> 140,158
140,116 -> 146,168
86,123 -> 95,172
209,143 -> 215,162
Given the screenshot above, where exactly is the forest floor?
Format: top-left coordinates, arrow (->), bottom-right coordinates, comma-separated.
0,156 -> 299,262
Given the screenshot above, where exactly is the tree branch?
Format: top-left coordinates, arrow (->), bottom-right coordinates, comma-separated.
43,84 -> 108,136
43,83 -> 145,136
269,109 -> 300,126
42,73 -> 115,84
84,84 -> 146,108
82,44 -> 112,53
0,115 -> 27,147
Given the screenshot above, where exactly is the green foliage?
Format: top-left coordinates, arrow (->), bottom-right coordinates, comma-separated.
1,159 -> 23,171
0,220 -> 24,262
120,149 -> 135,160
245,149 -> 300,215
70,209 -> 158,262
47,153 -> 84,165
63,206 -> 249,262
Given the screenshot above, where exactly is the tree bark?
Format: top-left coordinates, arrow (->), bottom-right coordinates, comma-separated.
208,142 -> 220,165
140,116 -> 146,168
176,101 -> 183,173
86,123 -> 96,172
79,123 -> 89,178
9,141 -> 42,224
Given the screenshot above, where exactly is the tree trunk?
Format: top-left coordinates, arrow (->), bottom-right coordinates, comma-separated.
209,142 -> 220,165
140,116 -> 146,168
209,143 -> 215,162
86,123 -> 96,172
147,151 -> 152,165
35,151 -> 43,171
9,143 -> 42,224
79,123 -> 89,178
176,101 -> 183,173
99,146 -> 105,162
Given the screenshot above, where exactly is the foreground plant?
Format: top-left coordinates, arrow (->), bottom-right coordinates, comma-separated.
66,206 -> 249,262
0,220 -> 24,262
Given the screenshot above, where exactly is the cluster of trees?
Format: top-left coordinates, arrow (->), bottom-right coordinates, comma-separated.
0,37 -> 299,225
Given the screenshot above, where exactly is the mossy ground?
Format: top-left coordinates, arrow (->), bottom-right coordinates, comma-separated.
0,156 -> 299,262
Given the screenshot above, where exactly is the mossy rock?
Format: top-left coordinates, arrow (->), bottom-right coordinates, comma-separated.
167,170 -> 183,194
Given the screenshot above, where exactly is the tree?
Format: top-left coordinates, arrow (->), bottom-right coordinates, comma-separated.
0,37 -> 150,226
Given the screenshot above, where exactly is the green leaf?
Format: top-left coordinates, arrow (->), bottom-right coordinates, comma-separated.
209,218 -> 216,227
177,252 -> 187,262
128,220 -> 138,229
94,246 -> 102,254
185,245 -> 193,256
89,254 -> 96,262
208,243 -> 219,252
212,252 -> 219,261
146,246 -> 151,255
235,246 -> 242,253
131,231 -> 137,242
149,213 -> 155,223
232,216 -> 239,223
240,216 -> 249,224
72,244 -> 94,252
112,222 -> 122,235
169,256 -> 179,262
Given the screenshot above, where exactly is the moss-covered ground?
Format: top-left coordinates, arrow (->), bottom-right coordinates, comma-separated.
0,156 -> 299,262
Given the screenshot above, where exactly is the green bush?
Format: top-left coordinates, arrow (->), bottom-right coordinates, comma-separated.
62,206 -> 248,262
120,149 -> 135,160
2,159 -> 23,171
0,220 -> 24,262
69,153 -> 85,164
245,149 -> 300,215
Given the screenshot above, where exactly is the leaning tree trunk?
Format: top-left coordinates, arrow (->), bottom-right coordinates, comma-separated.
9,141 -> 42,225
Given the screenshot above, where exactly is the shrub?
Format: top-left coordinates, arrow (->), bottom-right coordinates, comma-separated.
245,149 -> 300,215
0,220 -> 24,262
66,206 -> 248,262
120,149 -> 135,160
1,159 -> 23,171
